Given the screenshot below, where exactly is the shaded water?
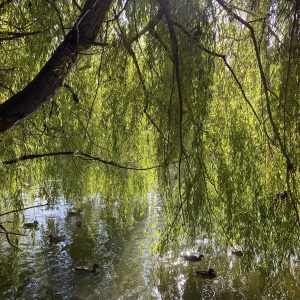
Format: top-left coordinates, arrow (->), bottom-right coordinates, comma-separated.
1,193 -> 300,299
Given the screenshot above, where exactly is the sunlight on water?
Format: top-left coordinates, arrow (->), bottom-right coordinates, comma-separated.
0,192 -> 300,299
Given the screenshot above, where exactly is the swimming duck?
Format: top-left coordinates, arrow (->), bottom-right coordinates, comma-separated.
67,209 -> 83,216
195,268 -> 216,278
48,234 -> 65,243
23,220 -> 39,228
72,264 -> 99,273
183,254 -> 204,262
232,250 -> 243,257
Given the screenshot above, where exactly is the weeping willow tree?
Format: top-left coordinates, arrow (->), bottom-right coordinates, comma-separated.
0,0 -> 300,274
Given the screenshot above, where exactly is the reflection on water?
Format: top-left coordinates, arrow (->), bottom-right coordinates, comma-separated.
0,193 -> 300,299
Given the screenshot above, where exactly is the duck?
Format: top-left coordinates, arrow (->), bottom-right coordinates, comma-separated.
232,250 -> 243,257
77,220 -> 82,227
72,264 -> 99,273
23,220 -> 39,228
183,254 -> 204,262
195,268 -> 216,278
48,234 -> 65,243
67,209 -> 83,216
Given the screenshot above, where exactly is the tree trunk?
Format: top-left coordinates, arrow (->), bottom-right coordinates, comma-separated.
0,0 -> 113,133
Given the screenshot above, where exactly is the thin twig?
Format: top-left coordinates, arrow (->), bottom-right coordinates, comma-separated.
0,223 -> 20,250
0,231 -> 26,236
0,30 -> 47,41
106,0 -> 129,22
0,203 -> 49,217
44,0 -> 66,36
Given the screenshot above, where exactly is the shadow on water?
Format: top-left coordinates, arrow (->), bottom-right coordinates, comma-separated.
1,193 -> 300,299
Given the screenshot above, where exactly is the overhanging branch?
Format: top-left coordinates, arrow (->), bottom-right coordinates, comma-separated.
0,223 -> 20,250
1,151 -> 166,170
0,0 -> 113,133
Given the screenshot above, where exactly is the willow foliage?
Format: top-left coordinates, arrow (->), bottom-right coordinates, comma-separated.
0,0 -> 300,275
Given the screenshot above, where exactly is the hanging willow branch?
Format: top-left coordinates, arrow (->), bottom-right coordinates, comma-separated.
115,7 -> 167,142
173,20 -> 277,146
173,21 -> 261,126
0,223 -> 21,250
216,0 -> 300,228
215,0 -> 293,171
157,0 -> 186,232
0,203 -> 48,249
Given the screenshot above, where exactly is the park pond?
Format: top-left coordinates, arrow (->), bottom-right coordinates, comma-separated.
0,190 -> 300,299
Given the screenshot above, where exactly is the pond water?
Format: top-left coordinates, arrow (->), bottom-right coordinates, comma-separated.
0,192 -> 300,299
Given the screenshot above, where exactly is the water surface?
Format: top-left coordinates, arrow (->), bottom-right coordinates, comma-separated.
0,194 -> 300,299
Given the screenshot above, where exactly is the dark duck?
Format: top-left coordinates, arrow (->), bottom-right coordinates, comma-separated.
72,264 -> 99,273
48,234 -> 65,243
195,268 -> 216,278
183,254 -> 204,262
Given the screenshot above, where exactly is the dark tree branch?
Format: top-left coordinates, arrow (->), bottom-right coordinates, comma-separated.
0,223 -> 20,250
0,30 -> 47,41
0,203 -> 49,217
0,0 -> 113,133
106,0 -> 129,22
64,84 -> 79,103
1,151 -> 166,170
72,0 -> 82,12
129,7 -> 164,44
